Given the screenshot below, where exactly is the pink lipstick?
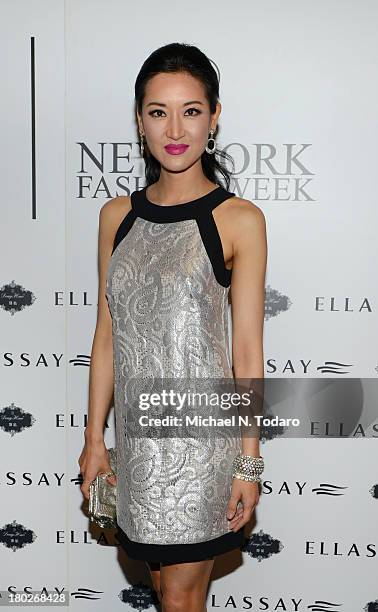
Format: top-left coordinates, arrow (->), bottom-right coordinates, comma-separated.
164,144 -> 189,155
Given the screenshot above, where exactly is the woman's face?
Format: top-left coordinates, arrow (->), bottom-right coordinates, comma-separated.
137,71 -> 221,172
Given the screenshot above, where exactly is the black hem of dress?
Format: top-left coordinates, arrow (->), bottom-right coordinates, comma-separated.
115,523 -> 245,563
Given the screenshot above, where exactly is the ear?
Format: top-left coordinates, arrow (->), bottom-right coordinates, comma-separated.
136,110 -> 144,134
211,101 -> 222,130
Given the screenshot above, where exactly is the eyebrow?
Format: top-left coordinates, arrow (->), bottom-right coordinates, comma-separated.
146,100 -> 204,107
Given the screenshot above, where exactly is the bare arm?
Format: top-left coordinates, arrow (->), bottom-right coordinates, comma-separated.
226,199 -> 268,531
85,202 -> 116,443
79,196 -> 131,499
231,200 -> 267,456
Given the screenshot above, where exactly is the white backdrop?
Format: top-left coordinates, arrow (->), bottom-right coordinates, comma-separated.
1,0 -> 378,610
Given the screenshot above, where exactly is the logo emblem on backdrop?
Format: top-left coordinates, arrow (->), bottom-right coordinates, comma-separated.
0,280 -> 36,315
0,403 -> 36,436
265,285 -> 291,321
316,361 -> 354,375
259,408 -> 287,442
70,588 -> 104,600
69,354 -> 91,367
118,582 -> 160,609
312,483 -> 348,496
242,529 -> 283,561
0,520 -> 37,551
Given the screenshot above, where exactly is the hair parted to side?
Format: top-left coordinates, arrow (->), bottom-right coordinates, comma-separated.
134,42 -> 235,190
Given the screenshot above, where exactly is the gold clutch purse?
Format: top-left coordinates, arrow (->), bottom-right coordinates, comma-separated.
88,447 -> 117,528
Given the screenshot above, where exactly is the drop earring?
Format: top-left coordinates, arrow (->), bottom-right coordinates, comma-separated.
205,128 -> 216,155
139,131 -> 145,156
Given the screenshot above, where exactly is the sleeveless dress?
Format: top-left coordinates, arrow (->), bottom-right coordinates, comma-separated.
105,184 -> 244,563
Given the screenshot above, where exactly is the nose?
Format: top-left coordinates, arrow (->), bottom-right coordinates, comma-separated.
166,112 -> 185,141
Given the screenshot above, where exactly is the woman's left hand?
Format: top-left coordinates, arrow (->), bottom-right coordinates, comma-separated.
226,478 -> 260,532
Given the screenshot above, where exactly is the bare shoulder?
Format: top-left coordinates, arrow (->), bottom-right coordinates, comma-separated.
99,195 -> 132,240
223,195 -> 266,237
100,194 -> 131,224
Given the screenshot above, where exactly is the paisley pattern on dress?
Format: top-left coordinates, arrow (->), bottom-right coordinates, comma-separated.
105,198 -> 242,545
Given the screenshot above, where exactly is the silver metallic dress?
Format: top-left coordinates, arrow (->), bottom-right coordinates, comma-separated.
105,184 -> 244,563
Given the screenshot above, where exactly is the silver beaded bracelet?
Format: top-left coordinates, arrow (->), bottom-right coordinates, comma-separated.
232,453 -> 264,483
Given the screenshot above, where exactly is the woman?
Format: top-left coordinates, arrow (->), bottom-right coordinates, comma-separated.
79,42 -> 267,612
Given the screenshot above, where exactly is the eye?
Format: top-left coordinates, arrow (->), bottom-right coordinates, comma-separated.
185,107 -> 201,116
148,109 -> 166,117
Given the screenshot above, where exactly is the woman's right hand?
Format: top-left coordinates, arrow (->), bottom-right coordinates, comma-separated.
78,438 -> 117,500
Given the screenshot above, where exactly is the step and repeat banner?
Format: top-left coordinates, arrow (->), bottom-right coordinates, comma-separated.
2,0 -> 377,610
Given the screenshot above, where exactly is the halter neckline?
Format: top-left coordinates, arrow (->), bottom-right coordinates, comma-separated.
133,184 -> 234,223
144,185 -> 222,208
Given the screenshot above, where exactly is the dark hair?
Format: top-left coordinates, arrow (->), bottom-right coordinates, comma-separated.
134,42 -> 235,190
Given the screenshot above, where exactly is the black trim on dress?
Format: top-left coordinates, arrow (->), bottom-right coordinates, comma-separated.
110,186 -> 235,288
115,523 -> 245,563
111,208 -> 137,255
